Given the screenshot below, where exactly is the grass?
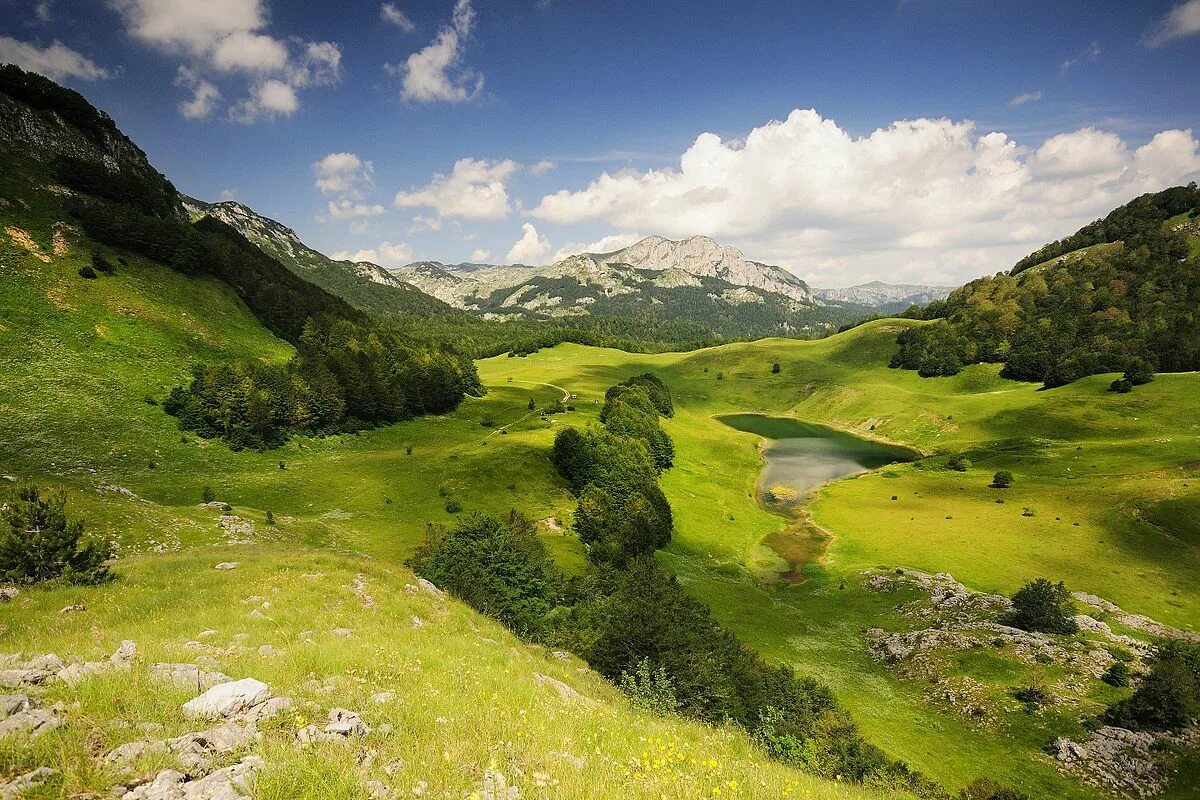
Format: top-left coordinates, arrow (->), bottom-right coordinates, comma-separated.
3,181 -> 1199,797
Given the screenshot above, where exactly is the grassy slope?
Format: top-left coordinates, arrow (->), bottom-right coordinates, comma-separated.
4,178 -> 1199,796
1,192 -> 877,799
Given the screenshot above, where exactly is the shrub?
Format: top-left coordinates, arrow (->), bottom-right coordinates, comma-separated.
480,417 -> 495,428
1109,378 -> 1133,393
991,470 -> 1014,488
947,455 -> 971,472
528,397 -> 536,410
771,362 -> 781,374
1014,683 -> 1049,709
91,251 -> 114,274
958,778 -> 1030,800
265,510 -> 275,526
0,485 -> 112,585
444,499 -> 462,514
618,658 -> 680,715
201,486 -> 215,503
1004,578 -> 1078,634
409,511 -> 559,639
77,265 -> 97,279
1102,661 -> 1131,687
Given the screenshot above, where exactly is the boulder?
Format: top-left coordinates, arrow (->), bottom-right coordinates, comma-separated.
0,694 -> 36,718
0,587 -> 18,602
57,661 -> 110,685
122,755 -> 262,800
182,679 -> 270,720
214,562 -> 239,571
533,673 -> 597,707
25,654 -> 65,672
237,696 -> 292,724
0,669 -> 50,688
111,640 -> 138,669
59,603 -> 86,614
106,739 -> 169,764
332,628 -> 353,638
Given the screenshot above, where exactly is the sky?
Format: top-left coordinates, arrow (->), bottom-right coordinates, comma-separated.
2,0 -> 1200,288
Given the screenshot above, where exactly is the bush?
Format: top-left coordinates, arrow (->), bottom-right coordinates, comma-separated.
1004,578 -> 1078,634
1105,641 -> 1200,731
991,470 -> 1014,488
1109,378 -> 1133,393
0,485 -> 112,585
91,251 -> 115,274
618,658 -> 680,715
201,486 -> 216,503
409,511 -> 559,639
444,499 -> 462,514
265,510 -> 275,526
771,362 -> 781,374
1102,661 -> 1131,687
958,778 -> 1030,800
77,266 -> 97,279
947,455 -> 971,472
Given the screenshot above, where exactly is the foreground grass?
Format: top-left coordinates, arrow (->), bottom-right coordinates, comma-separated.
2,550 -> 883,800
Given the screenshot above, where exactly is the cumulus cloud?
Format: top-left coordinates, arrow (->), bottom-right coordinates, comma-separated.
312,152 -> 375,198
388,0 -> 482,103
381,3 -> 416,33
331,241 -> 415,267
0,36 -> 110,81
530,160 -> 556,175
530,109 -> 1200,286
1143,0 -> 1200,46
395,157 -> 518,220
107,0 -> 341,122
551,232 -> 645,262
175,66 -> 222,119
322,200 -> 387,221
219,188 -> 238,201
1060,41 -> 1100,73
1008,91 -> 1043,107
469,248 -> 492,262
505,223 -> 551,265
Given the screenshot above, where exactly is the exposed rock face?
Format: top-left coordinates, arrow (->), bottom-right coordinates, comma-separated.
150,663 -> 233,692
1052,726 -> 1197,798
534,673 -> 597,708
815,281 -> 953,310
121,755 -> 262,800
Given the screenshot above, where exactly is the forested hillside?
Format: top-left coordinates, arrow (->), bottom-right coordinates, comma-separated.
891,184 -> 1200,386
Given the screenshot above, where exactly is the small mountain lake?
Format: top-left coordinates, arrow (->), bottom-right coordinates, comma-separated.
717,413 -> 917,582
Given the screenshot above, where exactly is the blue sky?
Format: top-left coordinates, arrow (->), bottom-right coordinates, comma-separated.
2,0 -> 1200,286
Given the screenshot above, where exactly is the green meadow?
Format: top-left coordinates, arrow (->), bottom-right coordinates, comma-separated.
3,203 -> 1199,797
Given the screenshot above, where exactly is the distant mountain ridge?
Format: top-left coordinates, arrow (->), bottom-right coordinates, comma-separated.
815,281 -> 954,311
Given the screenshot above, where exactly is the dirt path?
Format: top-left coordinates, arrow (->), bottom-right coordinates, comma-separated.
486,381 -> 572,438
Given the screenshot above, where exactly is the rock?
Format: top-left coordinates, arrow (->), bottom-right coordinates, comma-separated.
111,640 -> 138,668
59,603 -> 86,614
257,645 -> 276,657
533,673 -> 597,707
410,616 -> 427,628
122,755 -> 262,800
106,739 -> 169,764
324,708 -> 369,737
0,694 -> 36,718
150,663 -> 233,692
0,669 -> 50,688
416,578 -> 444,598
364,780 -> 394,799
1053,725 -> 1169,797
168,721 -> 257,764
332,627 -> 353,638
56,661 -> 109,685
182,679 -> 270,720
0,767 -> 56,799
370,691 -> 395,705
237,696 -> 292,724
0,707 -> 62,739
214,562 -> 239,571
25,653 -> 65,672
0,587 -> 17,602
295,724 -> 343,745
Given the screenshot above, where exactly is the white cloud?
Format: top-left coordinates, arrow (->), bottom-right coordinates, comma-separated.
322,200 -> 387,221
331,241 -> 414,267
1008,91 -> 1043,107
1061,41 -> 1100,73
228,78 -> 298,123
219,188 -> 238,201
551,232 -> 645,262
107,0 -> 341,122
505,223 -> 551,265
381,3 -> 416,33
1143,0 -> 1200,46
530,159 -> 556,175
395,157 -> 518,220
388,0 -> 482,103
530,109 -> 1200,286
175,66 -> 222,119
469,248 -> 492,262
312,153 -> 375,198
0,37 -> 110,81
34,2 -> 52,24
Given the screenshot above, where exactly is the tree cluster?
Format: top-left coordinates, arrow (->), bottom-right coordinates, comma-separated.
164,316 -> 481,450
891,185 -> 1200,387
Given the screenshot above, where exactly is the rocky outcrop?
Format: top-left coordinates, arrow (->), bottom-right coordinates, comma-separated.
182,679 -> 271,720
121,755 -> 262,800
1052,726 -> 1194,798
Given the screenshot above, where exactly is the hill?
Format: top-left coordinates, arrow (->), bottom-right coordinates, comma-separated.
890,184 -> 1200,386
